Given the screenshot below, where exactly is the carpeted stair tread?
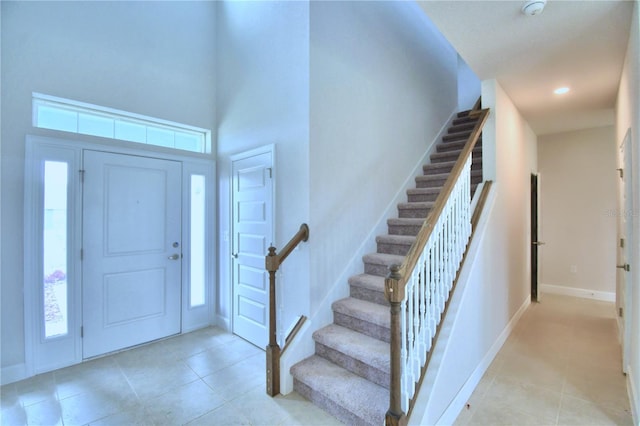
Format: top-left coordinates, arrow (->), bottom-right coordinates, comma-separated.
431,147 -> 482,163
375,234 -> 416,246
397,201 -> 434,219
291,355 -> 387,426
437,139 -> 481,152
423,158 -> 482,174
376,234 -> 415,256
349,274 -> 388,306
406,187 -> 442,202
442,130 -> 472,142
332,297 -> 390,330
349,273 -> 386,294
452,115 -> 478,125
448,122 -> 476,133
313,324 -> 390,387
363,252 -> 405,271
387,217 -> 423,236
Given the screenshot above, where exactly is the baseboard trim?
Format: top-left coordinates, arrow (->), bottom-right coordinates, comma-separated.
628,365 -> 639,426
216,314 -> 231,332
435,295 -> 530,425
1,363 -> 28,386
540,283 -> 615,302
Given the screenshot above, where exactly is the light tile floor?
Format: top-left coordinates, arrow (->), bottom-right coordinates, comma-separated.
455,294 -> 634,426
0,328 -> 341,426
1,294 -> 634,426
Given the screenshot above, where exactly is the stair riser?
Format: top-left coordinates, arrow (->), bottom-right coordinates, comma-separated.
423,163 -> 454,174
350,285 -> 389,306
407,192 -> 439,203
453,116 -> 477,126
424,159 -> 482,174
438,138 -> 482,151
416,177 -> 447,188
443,132 -> 471,142
334,312 -> 390,343
398,207 -> 431,219
387,223 -> 421,236
431,150 -> 482,163
293,380 -> 369,426
448,122 -> 476,133
377,241 -> 412,256
364,262 -> 392,277
315,343 -> 390,390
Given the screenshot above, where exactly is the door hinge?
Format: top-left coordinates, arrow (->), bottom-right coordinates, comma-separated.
79,169 -> 85,183
619,307 -> 624,318
266,167 -> 272,179
81,326 -> 84,338
617,168 -> 624,178
80,249 -> 84,261
621,238 -> 625,248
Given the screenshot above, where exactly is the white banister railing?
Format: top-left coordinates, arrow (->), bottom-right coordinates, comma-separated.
400,155 -> 471,411
385,108 -> 490,425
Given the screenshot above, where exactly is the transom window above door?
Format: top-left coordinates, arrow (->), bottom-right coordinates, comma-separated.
32,93 -> 211,154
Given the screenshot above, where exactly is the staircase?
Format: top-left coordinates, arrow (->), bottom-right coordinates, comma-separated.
291,110 -> 483,425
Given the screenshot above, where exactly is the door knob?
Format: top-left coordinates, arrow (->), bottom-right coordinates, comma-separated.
617,264 -> 630,272
232,253 -> 238,259
532,241 -> 546,246
168,253 -> 180,260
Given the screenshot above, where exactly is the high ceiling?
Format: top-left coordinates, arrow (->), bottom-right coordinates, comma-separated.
418,0 -> 634,135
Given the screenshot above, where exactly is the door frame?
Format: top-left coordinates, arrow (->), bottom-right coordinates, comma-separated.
24,134 -> 215,375
229,144 -> 275,346
616,129 -> 632,374
531,173 -> 543,302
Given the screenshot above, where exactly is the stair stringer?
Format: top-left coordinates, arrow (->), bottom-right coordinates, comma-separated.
279,108 -> 458,395
408,184 -> 530,425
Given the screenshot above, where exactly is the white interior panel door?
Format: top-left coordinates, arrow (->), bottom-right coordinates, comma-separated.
82,150 -> 182,358
232,149 -> 273,348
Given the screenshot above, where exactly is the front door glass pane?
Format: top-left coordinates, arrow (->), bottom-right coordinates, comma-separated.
190,175 -> 206,307
43,161 -> 69,338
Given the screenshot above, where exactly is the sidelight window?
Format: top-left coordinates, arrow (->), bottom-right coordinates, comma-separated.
43,161 -> 69,338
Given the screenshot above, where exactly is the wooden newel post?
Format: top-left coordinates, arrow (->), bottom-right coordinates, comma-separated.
385,264 -> 406,426
265,246 -> 280,397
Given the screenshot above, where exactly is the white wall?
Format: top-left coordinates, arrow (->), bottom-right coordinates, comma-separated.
615,1 -> 640,422
308,1 -> 458,318
457,55 -> 481,111
413,79 -> 538,424
215,1 -> 310,336
538,126 -> 617,300
1,1 -> 216,376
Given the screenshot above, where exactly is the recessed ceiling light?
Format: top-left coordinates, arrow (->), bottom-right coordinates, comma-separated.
554,87 -> 570,95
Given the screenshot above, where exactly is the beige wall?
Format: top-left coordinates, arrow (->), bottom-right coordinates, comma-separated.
615,0 -> 640,421
538,126 -> 617,298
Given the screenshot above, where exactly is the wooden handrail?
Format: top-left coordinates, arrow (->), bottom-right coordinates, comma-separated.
265,223 -> 309,397
385,108 -> 490,425
388,109 -> 489,289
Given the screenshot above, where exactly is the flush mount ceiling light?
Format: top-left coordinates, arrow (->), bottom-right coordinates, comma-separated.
554,87 -> 570,95
522,0 -> 547,16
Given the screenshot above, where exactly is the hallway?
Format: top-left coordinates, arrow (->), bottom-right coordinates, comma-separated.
455,294 -> 633,425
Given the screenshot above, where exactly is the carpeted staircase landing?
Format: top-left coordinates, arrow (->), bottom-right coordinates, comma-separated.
291,110 -> 483,425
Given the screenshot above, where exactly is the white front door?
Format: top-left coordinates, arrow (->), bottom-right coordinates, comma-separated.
82,150 -> 182,358
231,148 -> 274,348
